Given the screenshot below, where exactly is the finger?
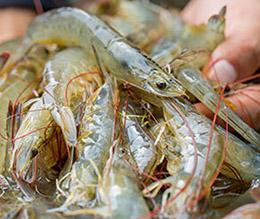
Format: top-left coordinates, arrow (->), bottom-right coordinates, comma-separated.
207,37 -> 260,84
195,85 -> 260,130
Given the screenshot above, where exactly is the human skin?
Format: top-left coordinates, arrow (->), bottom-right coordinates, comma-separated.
182,0 -> 260,129
0,8 -> 35,42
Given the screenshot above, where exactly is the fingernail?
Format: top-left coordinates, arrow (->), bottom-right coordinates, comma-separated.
208,59 -> 237,83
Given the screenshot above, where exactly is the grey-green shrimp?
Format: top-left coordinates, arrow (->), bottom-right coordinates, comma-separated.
152,39 -> 259,145
171,65 -> 260,146
42,47 -> 102,146
63,75 -> 115,206
0,45 -> 50,175
150,5 -> 225,65
143,98 -> 225,218
3,7 -> 185,98
11,47 -> 101,181
122,101 -> 159,176
64,141 -> 151,219
100,0 -> 168,51
215,126 -> 260,182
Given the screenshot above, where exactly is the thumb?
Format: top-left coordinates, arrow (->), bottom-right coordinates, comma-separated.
207,37 -> 260,83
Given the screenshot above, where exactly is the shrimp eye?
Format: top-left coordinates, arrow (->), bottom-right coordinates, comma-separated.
30,148 -> 38,159
156,82 -> 167,89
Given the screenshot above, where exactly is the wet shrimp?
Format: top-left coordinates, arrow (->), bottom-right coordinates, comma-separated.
64,75 -> 115,206
11,47 -> 101,182
122,101 -> 159,176
152,40 -> 260,146
143,98 -> 225,218
2,7 -> 185,98
0,45 -> 50,175
64,141 -> 151,219
42,47 -> 102,146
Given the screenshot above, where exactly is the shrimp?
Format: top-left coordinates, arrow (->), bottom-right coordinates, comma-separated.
99,1 -> 224,54
122,101 -> 159,176
98,142 -> 151,219
3,7 -> 185,98
149,8 -> 260,145
143,98 -> 225,218
216,126 -> 260,182
150,5 -> 225,65
64,75 -> 115,206
149,120 -> 182,176
11,47 -> 101,182
144,95 -> 259,217
42,47 -> 102,146
100,0 -> 168,51
134,84 -> 259,182
0,45 -> 50,175
64,141 -> 151,219
171,65 -> 260,146
174,6 -> 225,51
152,43 -> 260,145
11,98 -> 55,180
208,177 -> 258,217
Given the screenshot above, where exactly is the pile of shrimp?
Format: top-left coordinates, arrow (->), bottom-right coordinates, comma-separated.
0,1 -> 259,218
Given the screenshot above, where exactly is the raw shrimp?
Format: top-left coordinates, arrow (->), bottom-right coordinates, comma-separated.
216,126 -> 260,182
3,7 -> 185,98
172,6 -> 225,51
100,0 -> 168,51
150,5 -> 225,65
11,98 -> 55,180
143,98 -> 225,218
65,141 -> 151,219
0,45 -> 50,175
12,47 -> 101,181
98,143 -> 151,219
100,2 -> 224,54
122,102 -> 158,176
149,120 -> 182,176
64,76 -> 115,206
42,47 -> 101,146
132,85 -> 259,182
171,66 -> 260,146
152,44 -> 259,145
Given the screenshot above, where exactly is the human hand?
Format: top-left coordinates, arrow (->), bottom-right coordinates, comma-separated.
0,8 -> 35,43
182,0 -> 260,129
